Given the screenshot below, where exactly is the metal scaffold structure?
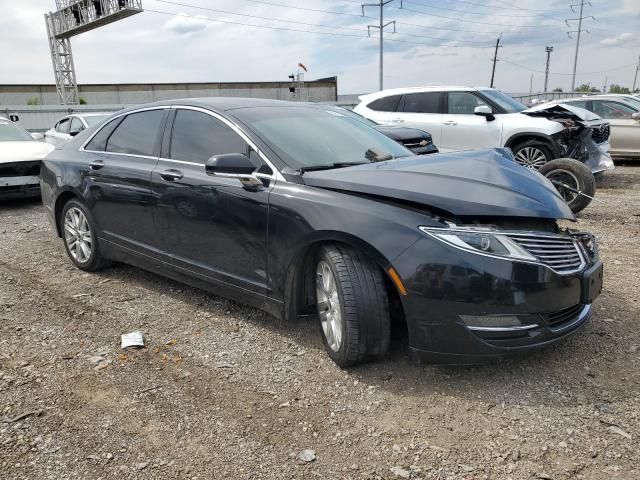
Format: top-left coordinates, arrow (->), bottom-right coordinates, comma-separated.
45,0 -> 143,105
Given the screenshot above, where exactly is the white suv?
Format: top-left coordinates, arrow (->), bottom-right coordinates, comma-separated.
354,86 -> 612,172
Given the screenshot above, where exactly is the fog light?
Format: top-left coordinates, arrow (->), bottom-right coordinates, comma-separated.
460,314 -> 539,331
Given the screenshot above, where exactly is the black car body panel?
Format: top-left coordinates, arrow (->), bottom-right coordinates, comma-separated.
374,125 -> 439,155
41,98 -> 601,363
302,148 -> 574,220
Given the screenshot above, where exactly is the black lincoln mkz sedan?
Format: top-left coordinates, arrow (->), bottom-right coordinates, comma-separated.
41,98 -> 603,367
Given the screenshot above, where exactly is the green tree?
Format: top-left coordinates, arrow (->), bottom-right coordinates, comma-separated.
552,87 -> 563,92
26,97 -> 41,105
79,97 -> 88,105
608,84 -> 631,94
575,83 -> 600,93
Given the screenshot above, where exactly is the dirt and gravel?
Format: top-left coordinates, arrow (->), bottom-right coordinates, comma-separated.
1,166 -> 639,480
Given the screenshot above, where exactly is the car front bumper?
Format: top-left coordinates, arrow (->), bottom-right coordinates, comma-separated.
391,235 -> 602,364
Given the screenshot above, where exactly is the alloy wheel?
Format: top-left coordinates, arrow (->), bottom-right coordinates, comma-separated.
316,260 -> 343,352
64,207 -> 93,263
514,147 -> 548,169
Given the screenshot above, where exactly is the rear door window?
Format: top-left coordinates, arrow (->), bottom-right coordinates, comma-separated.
56,118 -> 70,134
106,109 -> 165,156
402,92 -> 442,113
446,92 -> 489,114
169,109 -> 249,163
70,117 -> 84,134
592,101 -> 636,119
368,95 -> 402,112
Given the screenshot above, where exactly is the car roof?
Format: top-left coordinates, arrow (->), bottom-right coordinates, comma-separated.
357,86 -> 493,103
112,97 -> 309,116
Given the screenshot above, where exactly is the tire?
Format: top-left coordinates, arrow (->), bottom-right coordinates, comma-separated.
539,158 -> 596,214
60,199 -> 110,271
315,244 -> 390,368
512,140 -> 553,170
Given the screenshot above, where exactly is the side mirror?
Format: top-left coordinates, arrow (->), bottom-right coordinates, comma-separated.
205,153 -> 256,176
474,105 -> 495,121
30,132 -> 44,141
69,129 -> 82,137
632,112 -> 640,121
205,153 -> 263,189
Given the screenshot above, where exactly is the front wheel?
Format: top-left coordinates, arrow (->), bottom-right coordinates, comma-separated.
315,245 -> 390,368
539,158 -> 596,214
513,140 -> 553,170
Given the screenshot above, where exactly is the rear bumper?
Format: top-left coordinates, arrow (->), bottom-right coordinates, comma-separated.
0,175 -> 41,200
391,235 -> 602,364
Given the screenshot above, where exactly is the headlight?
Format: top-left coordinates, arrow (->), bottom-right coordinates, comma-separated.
419,226 -> 537,262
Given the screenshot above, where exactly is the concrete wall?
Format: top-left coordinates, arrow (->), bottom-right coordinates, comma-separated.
0,79 -> 338,106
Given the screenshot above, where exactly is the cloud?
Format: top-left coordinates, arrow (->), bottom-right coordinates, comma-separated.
601,32 -> 634,46
163,13 -> 209,36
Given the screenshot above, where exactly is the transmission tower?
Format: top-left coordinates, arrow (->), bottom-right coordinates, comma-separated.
363,0 -> 397,91
566,0 -> 594,92
45,0 -> 143,105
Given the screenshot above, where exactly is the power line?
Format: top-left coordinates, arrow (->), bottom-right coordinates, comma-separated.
500,58 -> 635,76
394,5 -> 561,27
398,0 -> 564,20
566,0 -> 595,90
145,9 -> 494,48
149,0 -> 493,45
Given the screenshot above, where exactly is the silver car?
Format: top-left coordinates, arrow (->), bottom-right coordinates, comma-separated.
560,97 -> 640,159
45,113 -> 110,147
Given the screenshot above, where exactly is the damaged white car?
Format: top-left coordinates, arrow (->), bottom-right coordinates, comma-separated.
354,86 -> 614,175
0,117 -> 54,200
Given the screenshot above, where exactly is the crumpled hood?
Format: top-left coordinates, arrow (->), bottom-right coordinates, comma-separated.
523,103 -> 601,122
0,141 -> 55,164
302,148 -> 575,220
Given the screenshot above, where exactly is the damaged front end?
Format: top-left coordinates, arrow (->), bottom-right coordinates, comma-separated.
0,161 -> 42,199
524,104 -> 614,174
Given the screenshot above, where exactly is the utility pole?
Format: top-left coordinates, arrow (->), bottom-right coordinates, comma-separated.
490,35 -> 502,88
633,55 -> 640,92
362,0 -> 396,91
544,46 -> 553,93
602,76 -> 607,94
566,0 -> 594,92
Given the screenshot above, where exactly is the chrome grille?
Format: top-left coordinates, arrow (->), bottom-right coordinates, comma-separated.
542,304 -> 584,328
506,233 -> 585,274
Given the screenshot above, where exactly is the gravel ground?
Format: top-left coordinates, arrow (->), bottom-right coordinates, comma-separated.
0,166 -> 638,480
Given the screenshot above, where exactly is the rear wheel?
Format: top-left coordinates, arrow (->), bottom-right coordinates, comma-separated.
513,140 -> 553,170
60,199 -> 110,271
539,158 -> 596,214
315,244 -> 390,368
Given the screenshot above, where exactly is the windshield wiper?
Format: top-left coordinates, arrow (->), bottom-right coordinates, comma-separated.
298,162 -> 369,174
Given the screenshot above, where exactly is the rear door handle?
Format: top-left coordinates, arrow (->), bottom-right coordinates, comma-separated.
89,160 -> 104,170
159,169 -> 184,181
443,121 -> 458,126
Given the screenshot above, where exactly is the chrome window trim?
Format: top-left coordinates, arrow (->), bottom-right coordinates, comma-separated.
79,106 -> 169,154
79,105 -> 284,182
167,105 -> 284,182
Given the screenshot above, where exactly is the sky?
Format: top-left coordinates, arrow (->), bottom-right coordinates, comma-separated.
0,0 -> 638,95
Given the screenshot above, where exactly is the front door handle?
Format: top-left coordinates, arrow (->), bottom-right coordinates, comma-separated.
443,121 -> 458,126
391,118 -> 404,123
89,160 -> 104,170
159,169 -> 184,181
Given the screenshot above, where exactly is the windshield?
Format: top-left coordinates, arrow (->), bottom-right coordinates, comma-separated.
0,120 -> 34,142
330,107 -> 379,127
233,106 -> 412,169
83,114 -> 110,127
480,89 -> 527,113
